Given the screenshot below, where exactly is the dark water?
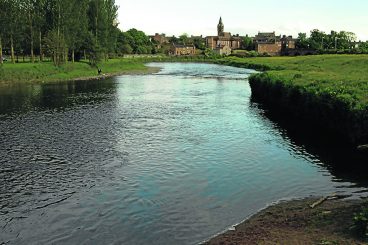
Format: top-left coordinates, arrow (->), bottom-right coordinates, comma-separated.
0,63 -> 367,245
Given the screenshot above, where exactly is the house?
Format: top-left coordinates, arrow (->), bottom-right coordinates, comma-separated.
150,33 -> 169,49
205,17 -> 242,51
150,33 -> 169,44
254,32 -> 296,56
214,46 -> 232,56
280,35 -> 296,51
253,32 -> 281,56
170,43 -> 196,56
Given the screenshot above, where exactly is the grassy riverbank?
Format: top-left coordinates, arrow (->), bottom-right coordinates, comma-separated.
0,56 -> 214,84
217,55 -> 368,145
218,55 -> 368,110
0,59 -> 155,84
205,197 -> 368,244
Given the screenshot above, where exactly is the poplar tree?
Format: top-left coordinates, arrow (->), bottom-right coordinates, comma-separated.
1,0 -> 23,63
0,0 -> 120,66
0,0 -> 4,64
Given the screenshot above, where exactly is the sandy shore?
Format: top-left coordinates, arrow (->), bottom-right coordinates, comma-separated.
203,197 -> 368,245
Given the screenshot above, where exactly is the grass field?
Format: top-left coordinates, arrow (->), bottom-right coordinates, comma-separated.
0,59 -> 150,84
218,55 -> 368,110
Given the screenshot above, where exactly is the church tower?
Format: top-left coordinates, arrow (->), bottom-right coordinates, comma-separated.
217,17 -> 224,36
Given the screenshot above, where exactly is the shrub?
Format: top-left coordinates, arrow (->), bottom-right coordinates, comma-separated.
352,207 -> 368,239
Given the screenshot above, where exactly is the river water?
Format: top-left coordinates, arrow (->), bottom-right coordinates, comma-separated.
0,63 -> 367,244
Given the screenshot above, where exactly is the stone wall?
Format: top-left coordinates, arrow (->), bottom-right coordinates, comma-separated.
256,42 -> 282,55
171,46 -> 196,56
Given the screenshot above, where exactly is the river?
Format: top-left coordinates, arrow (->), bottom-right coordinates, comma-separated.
0,63 -> 367,244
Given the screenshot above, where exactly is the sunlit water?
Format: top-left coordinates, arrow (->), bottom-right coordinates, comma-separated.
0,63 -> 367,244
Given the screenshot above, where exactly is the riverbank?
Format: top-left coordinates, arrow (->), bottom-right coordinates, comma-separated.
0,56 -> 213,84
217,55 -> 368,146
205,197 -> 368,244
0,58 -> 159,84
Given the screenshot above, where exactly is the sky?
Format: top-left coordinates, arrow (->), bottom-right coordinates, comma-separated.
116,0 -> 368,41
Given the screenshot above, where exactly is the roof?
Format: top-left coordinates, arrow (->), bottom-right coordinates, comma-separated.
257,32 -> 275,36
191,35 -> 204,39
254,32 -> 281,44
254,32 -> 275,39
281,35 -> 296,41
205,36 -> 242,41
172,43 -> 195,48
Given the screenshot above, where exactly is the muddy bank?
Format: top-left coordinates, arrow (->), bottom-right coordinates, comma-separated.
204,198 -> 368,245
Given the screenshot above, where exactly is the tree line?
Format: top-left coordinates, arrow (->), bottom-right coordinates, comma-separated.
0,0 -> 156,66
296,29 -> 364,51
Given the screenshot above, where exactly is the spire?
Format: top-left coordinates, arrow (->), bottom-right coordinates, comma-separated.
217,17 -> 224,36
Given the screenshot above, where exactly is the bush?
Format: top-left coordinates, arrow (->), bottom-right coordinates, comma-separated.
204,48 -> 221,59
246,51 -> 257,57
351,207 -> 368,239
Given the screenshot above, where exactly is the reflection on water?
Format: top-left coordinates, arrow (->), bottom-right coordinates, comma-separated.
0,63 -> 367,245
0,80 -> 117,116
250,98 -> 368,188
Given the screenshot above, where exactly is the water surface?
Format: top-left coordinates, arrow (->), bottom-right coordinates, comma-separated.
0,63 -> 367,244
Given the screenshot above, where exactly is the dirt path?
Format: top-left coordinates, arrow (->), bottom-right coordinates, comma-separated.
204,198 -> 368,245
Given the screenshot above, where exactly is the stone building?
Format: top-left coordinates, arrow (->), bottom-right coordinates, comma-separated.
150,33 -> 169,44
205,17 -> 241,52
170,43 -> 196,56
150,33 -> 169,49
253,32 -> 281,55
214,46 -> 232,56
281,35 -> 296,50
254,32 -> 296,56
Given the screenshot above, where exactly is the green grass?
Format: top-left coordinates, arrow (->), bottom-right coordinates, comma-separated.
0,58 -> 149,84
0,56 -> 215,84
217,55 -> 368,110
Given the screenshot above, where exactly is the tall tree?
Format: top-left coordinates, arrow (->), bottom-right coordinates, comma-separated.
0,35 -> 2,64
125,29 -> 153,54
337,31 -> 357,49
62,0 -> 89,63
43,0 -> 65,65
0,0 -> 120,65
88,0 -> 119,59
179,33 -> 189,45
242,35 -> 254,50
22,0 -> 36,63
309,29 -> 326,50
0,0 -> 5,64
104,0 -> 119,56
1,0 -> 23,63
32,0 -> 47,61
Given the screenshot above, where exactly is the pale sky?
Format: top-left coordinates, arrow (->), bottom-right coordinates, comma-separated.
116,0 -> 368,41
